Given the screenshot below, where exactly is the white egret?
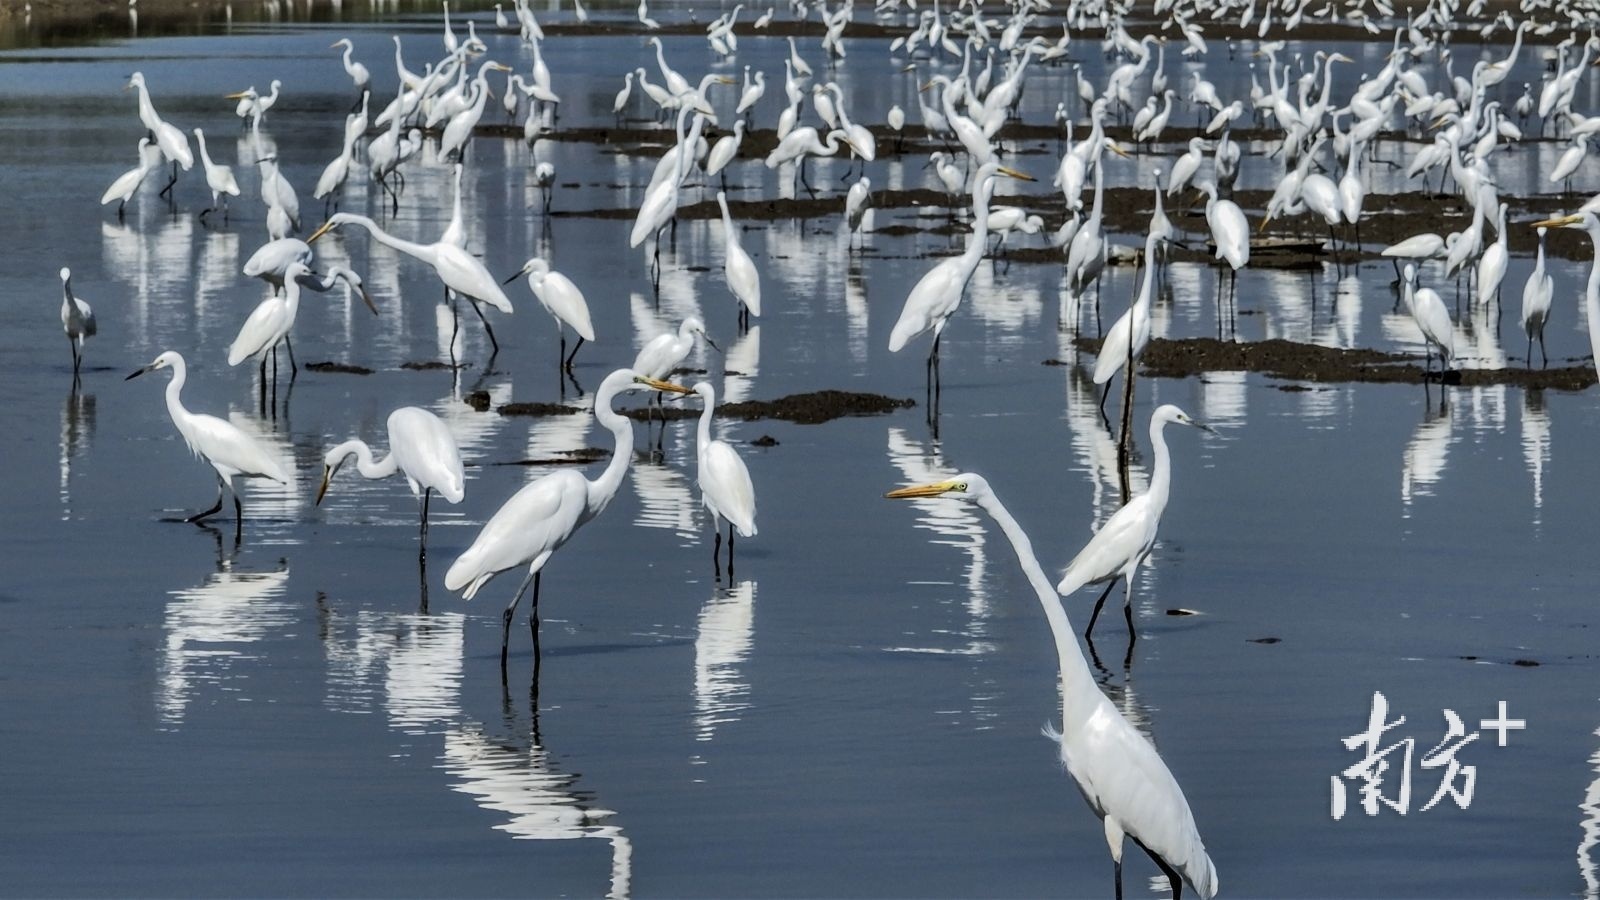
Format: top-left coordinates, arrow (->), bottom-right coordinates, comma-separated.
101,137 -> 161,219
1476,203 -> 1509,306
126,72 -> 193,198
845,176 -> 872,248
317,407 -> 465,559
736,70 -> 766,121
243,237 -> 312,291
229,260 -> 358,390
704,121 -> 745,190
763,126 -> 859,196
631,107 -> 699,269
444,370 -> 693,675
331,38 -> 371,94
612,71 -> 634,125
308,212 -> 514,355
1401,264 -> 1455,376
887,103 -> 905,151
1093,230 -> 1161,390
1167,137 -> 1206,197
787,36 -> 813,78
1057,404 -> 1215,642
440,61 -> 513,162
889,161 -> 1030,387
504,257 -> 595,370
1197,180 -> 1248,305
1521,225 -> 1554,366
689,381 -> 757,572
1532,211 -> 1600,370
716,191 -> 761,329
126,351 -> 289,537
192,128 -> 239,223
887,472 -> 1218,900
59,267 -> 97,378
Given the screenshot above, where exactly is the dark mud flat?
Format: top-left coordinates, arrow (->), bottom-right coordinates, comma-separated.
1064,337 -> 1598,389
490,390 -> 914,423
305,361 -> 375,375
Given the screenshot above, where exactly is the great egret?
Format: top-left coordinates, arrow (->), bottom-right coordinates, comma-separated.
886,472 -> 1218,900
1532,211 -> 1600,369
1401,264 -> 1455,376
735,70 -> 765,121
101,137 -> 161,219
307,212 -> 514,355
1093,230 -> 1161,391
704,121 -> 745,190
612,71 -> 634,125
126,72 -> 193,198
1476,203 -> 1509,306
126,351 -> 289,537
845,176 -> 872,248
59,267 -> 97,378
689,381 -> 757,572
503,257 -> 595,371
444,370 -> 693,676
331,38 -> 371,94
317,407 -> 465,560
1056,405 -> 1214,643
634,316 -> 717,426
763,126 -> 860,196
716,191 -> 761,329
229,260 -> 370,394
889,161 -> 1031,389
192,128 -> 239,223
1197,180 -> 1248,309
1521,225 -> 1554,366
243,237 -> 313,290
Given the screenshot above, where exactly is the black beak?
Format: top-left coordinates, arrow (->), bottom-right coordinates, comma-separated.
125,365 -> 151,381
501,271 -> 521,285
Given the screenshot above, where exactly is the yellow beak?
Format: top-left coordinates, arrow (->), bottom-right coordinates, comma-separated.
997,165 -> 1036,181
1106,142 -> 1132,159
885,479 -> 961,499
1532,213 -> 1581,228
224,91 -> 251,100
315,465 -> 333,506
307,220 -> 338,244
635,376 -> 695,394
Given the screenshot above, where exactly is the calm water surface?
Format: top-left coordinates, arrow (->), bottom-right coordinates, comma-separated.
3,6 -> 1600,897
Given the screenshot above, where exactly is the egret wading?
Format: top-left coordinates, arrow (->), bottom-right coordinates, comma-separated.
689,381 -> 757,574
887,473 -> 1218,900
317,407 -> 465,561
127,351 -> 289,541
445,370 -> 694,680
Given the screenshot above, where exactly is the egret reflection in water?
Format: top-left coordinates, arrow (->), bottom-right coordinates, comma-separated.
692,579 -> 756,746
59,388 -> 95,519
158,541 -> 292,726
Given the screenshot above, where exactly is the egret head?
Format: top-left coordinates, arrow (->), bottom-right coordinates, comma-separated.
885,473 -> 990,502
125,350 -> 181,381
1152,403 -> 1217,434
503,257 -> 550,285
691,380 -> 716,403
59,267 -> 71,284
326,266 -> 379,315
1532,211 -> 1598,233
306,214 -> 354,244
682,316 -> 720,352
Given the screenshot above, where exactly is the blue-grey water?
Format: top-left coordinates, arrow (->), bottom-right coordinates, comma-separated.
4,4 -> 1600,896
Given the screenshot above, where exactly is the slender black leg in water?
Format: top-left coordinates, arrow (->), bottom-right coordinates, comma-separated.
500,570 -> 540,680
728,523 -> 736,575
1114,859 -> 1123,900
1085,579 -> 1118,637
186,475 -> 226,523
419,488 -> 432,561
713,526 -> 723,577
563,336 -> 584,371
528,572 -> 542,683
232,492 -> 244,544
469,299 -> 500,356
1122,574 -> 1137,644
285,336 -> 298,376
1134,837 -> 1183,900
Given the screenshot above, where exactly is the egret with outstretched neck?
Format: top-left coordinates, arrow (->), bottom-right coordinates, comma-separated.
887,472 -> 1218,900
317,407 -> 465,560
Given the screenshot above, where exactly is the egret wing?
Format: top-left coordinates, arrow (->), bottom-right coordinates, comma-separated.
1057,495 -> 1154,593
388,408 -> 465,502
445,471 -> 587,598
186,413 -> 288,483
700,440 -> 756,537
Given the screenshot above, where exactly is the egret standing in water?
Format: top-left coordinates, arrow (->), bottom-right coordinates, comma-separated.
633,316 -> 718,428
504,257 -> 595,371
1057,405 -> 1214,647
887,473 -> 1218,900
307,212 -> 514,359
126,351 -> 289,540
317,407 -> 465,561
59,267 -> 96,379
1522,225 -> 1555,366
688,381 -> 757,574
1532,211 -> 1600,369
715,192 -> 761,330
444,370 -> 694,679
888,161 -> 1032,399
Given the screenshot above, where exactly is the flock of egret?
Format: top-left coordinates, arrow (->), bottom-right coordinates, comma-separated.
62,0 -> 1600,893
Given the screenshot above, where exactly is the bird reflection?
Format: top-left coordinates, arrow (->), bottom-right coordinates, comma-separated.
631,455 -> 699,543
844,260 -> 869,365
1579,721 -> 1600,900
1057,338 -> 1149,528
692,579 -> 756,745
1401,391 -> 1453,513
1521,389 -> 1551,522
59,387 -> 95,519
157,536 -> 292,726
883,426 -> 996,721
101,211 -> 197,347
441,698 -> 632,898
1196,371 -> 1247,428
721,325 -> 760,405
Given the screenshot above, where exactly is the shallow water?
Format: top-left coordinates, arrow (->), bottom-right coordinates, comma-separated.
5,6 -> 1600,897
